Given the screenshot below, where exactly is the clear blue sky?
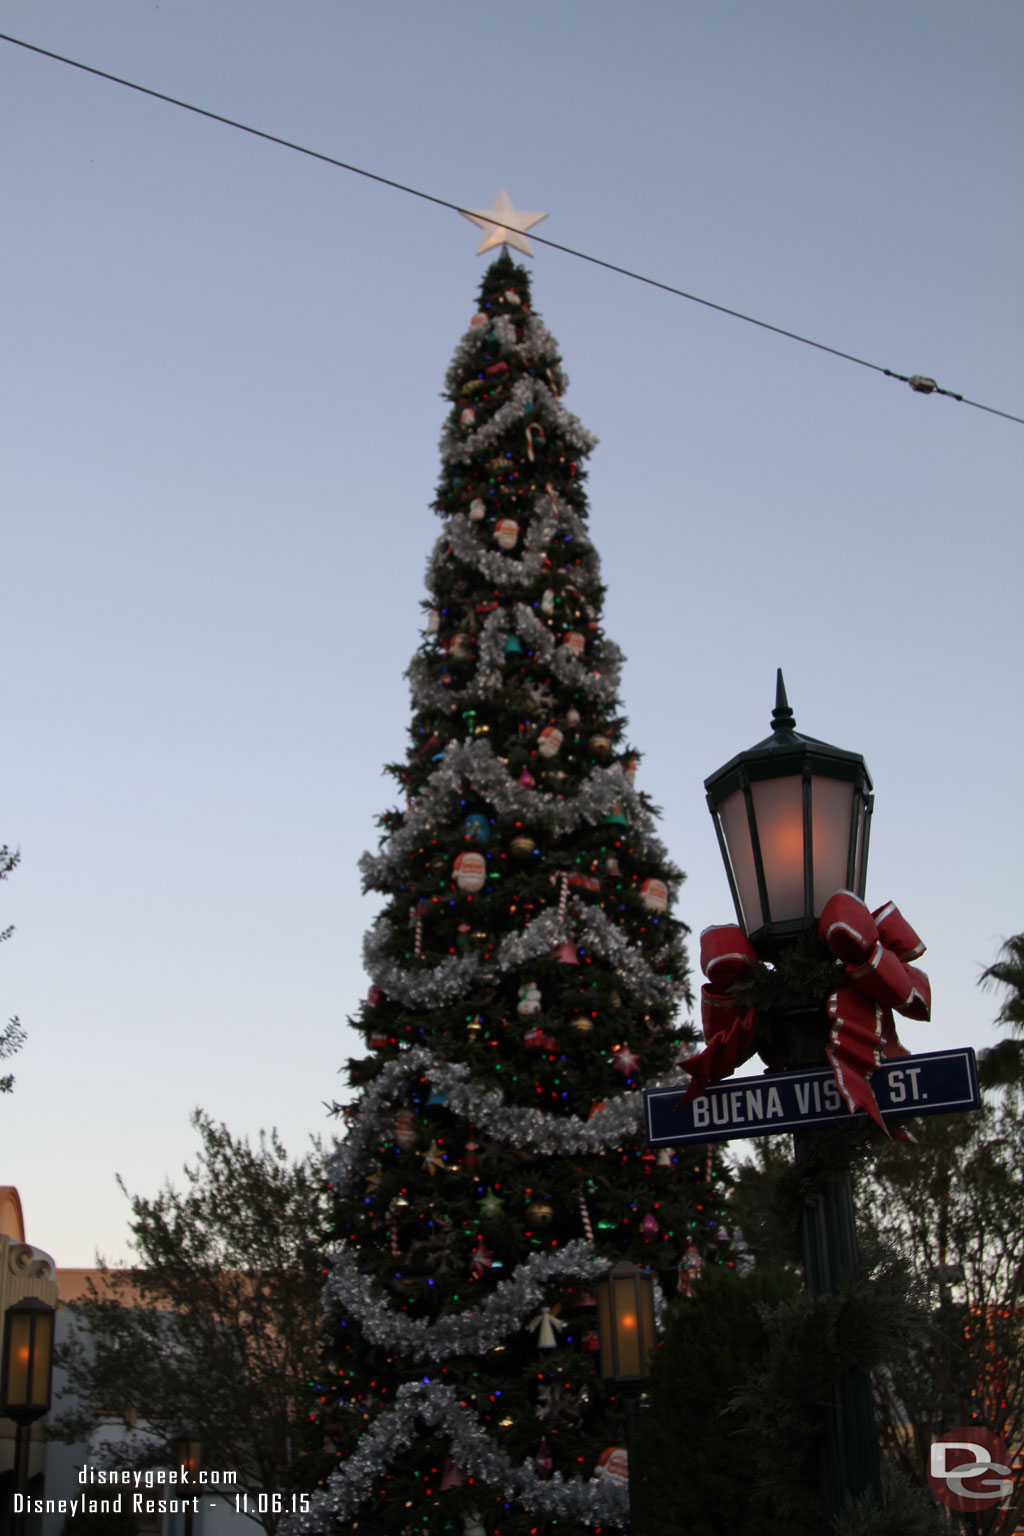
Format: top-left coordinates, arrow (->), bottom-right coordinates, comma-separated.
2,0 -> 1021,1265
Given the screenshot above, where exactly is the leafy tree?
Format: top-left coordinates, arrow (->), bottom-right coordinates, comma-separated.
977,933 -> 1024,1092
52,1112 -> 331,1535
857,1100 -> 1024,1536
1,843 -> 24,1093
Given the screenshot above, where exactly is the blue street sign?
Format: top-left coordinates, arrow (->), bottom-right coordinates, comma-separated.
643,1047 -> 980,1147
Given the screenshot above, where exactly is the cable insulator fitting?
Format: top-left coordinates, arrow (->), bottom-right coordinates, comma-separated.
909,375 -> 938,394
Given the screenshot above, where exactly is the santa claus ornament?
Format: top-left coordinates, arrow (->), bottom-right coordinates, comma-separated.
494,518 -> 519,550
394,1109 -> 416,1149
596,1447 -> 629,1484
453,852 -> 486,891
640,878 -> 668,912
537,726 -> 563,758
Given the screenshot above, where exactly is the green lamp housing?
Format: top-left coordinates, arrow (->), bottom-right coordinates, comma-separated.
704,671 -> 873,952
1,1296 -> 56,1425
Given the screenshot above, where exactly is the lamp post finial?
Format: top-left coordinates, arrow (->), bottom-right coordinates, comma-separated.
772,669 -> 796,733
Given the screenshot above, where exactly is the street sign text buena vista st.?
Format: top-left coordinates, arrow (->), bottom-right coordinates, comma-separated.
643,1048 -> 980,1148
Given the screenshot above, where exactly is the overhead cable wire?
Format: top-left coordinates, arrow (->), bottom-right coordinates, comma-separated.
2,29 -> 1021,428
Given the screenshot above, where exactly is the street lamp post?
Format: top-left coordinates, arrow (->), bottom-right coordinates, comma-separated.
595,1260 -> 656,1534
704,672 -> 882,1527
2,1295 -> 56,1536
173,1435 -> 202,1536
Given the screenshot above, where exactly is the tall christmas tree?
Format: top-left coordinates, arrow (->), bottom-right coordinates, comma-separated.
304,227 -> 729,1536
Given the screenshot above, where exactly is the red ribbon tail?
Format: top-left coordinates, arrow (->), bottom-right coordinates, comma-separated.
676,1005 -> 758,1108
826,987 -> 890,1136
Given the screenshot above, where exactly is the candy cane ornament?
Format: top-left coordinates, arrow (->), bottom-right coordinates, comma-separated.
550,871 -> 570,932
578,1188 -> 595,1245
525,423 -> 546,461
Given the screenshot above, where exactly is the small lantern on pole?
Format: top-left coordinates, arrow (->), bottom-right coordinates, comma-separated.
704,670 -> 873,953
595,1260 -> 655,1385
1,1296 -> 55,1424
595,1262 -> 655,1533
2,1295 -> 56,1536
174,1435 -> 202,1536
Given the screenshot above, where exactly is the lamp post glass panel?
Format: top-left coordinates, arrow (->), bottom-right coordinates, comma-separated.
705,671 -> 872,949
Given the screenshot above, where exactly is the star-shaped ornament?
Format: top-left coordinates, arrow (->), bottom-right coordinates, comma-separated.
469,1241 -> 495,1279
461,188 -> 548,257
421,1139 -> 446,1176
611,1044 -> 642,1077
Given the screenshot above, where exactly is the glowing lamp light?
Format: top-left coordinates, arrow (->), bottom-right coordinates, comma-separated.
174,1437 -> 202,1479
704,671 -> 873,951
1,1297 -> 55,1424
595,1261 -> 656,1384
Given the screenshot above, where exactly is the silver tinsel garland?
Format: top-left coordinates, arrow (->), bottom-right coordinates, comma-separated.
442,376 -> 597,467
291,1379 -> 629,1534
324,1239 -> 606,1361
357,735 -> 679,884
360,896 -> 681,1011
444,311 -> 569,396
328,1046 -> 673,1199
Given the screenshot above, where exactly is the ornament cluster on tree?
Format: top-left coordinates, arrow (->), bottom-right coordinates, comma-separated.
301,248 -> 733,1536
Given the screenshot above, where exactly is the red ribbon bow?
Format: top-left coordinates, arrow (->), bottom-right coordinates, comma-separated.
819,890 -> 930,1134
677,893 -> 930,1137
675,926 -> 761,1106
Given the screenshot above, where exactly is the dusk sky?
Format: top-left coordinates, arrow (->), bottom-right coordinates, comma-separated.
2,1 -> 1021,1265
